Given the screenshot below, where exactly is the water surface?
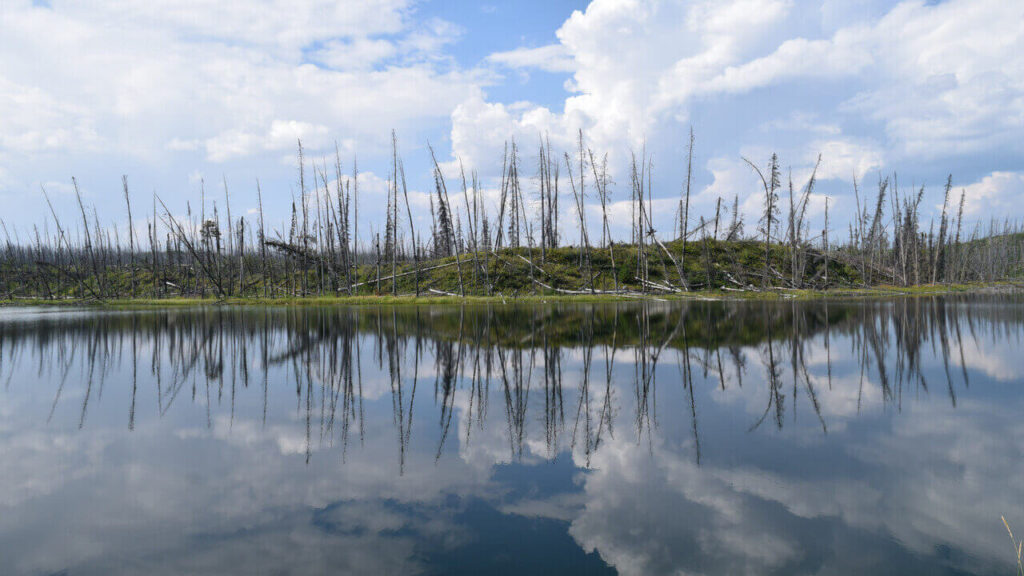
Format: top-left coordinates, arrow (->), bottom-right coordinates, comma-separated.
1,296 -> 1022,575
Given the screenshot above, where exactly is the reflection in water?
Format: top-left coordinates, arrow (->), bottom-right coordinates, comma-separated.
1,296 -> 1023,575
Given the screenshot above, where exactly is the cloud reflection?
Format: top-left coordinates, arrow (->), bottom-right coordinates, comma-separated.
0,296 -> 1021,574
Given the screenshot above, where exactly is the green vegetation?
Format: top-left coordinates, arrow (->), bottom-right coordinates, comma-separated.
1,234 -> 1017,306
1,279 -> 1014,309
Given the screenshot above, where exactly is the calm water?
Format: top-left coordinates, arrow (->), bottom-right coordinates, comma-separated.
1,297 -> 1022,575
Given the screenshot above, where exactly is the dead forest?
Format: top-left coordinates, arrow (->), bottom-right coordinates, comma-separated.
1,130 -> 1022,301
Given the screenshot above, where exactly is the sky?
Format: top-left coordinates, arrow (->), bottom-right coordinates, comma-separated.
1,0 -> 1022,244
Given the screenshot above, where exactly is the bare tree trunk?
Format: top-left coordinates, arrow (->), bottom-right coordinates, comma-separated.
680,127 -> 693,288
565,146 -> 594,293
743,154 -> 779,289
256,180 -> 268,298
589,149 -> 618,292
122,176 -> 136,298
428,144 -> 465,296
396,143 -> 420,296
223,177 -> 234,296
823,197 -> 830,288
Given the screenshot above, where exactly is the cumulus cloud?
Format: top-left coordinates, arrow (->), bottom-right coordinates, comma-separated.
812,139 -> 884,182
0,0 -> 483,166
959,171 -> 1024,219
1,0 -> 1021,233
488,44 -> 576,73
0,76 -> 100,154
848,0 -> 1024,157
313,37 -> 398,71
202,120 -> 331,162
702,30 -> 873,94
446,0 -> 1023,233
454,0 -> 799,162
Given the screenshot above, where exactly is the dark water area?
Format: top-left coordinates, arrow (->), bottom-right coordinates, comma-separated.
1,296 -> 1022,575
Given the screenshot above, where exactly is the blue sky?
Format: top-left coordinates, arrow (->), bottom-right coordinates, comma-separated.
1,0 -> 1022,244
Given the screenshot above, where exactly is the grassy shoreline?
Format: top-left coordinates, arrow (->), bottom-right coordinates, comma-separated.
2,282 -> 1019,309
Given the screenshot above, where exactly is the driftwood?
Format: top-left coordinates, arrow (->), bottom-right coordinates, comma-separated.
348,260 -> 460,289
635,276 -> 683,293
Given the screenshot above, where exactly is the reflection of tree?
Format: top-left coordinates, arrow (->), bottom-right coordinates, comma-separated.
498,346 -> 531,461
5,294 -> 1020,469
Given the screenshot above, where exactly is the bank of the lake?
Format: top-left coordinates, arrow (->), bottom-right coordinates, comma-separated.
2,281 -> 1020,309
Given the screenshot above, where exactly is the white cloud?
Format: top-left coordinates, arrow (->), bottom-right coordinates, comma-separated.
561,0 -> 793,147
702,29 -> 873,94
446,94 -> 578,177
398,17 -> 463,58
451,0 -> 1023,229
203,120 -> 332,162
958,171 -> 1024,219
166,138 -> 201,152
455,0 -> 799,170
843,0 -> 1024,157
760,112 -> 841,136
488,44 -> 576,73
0,0 -> 484,166
695,157 -> 765,230
0,77 -> 100,154
812,139 -> 883,182
0,0 -> 1021,233
312,37 -> 398,71
77,0 -> 411,52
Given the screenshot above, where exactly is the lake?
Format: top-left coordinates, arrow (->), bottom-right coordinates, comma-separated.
1,296 -> 1022,575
